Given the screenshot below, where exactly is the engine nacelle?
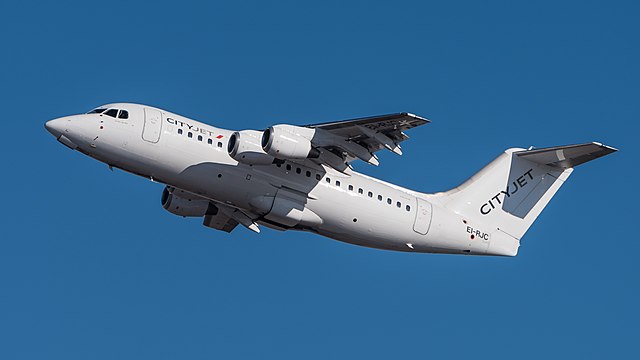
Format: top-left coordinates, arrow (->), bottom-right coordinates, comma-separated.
227,130 -> 275,165
161,187 -> 211,217
261,125 -> 320,160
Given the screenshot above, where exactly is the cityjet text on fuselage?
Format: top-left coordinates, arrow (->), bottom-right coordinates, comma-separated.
167,117 -> 217,138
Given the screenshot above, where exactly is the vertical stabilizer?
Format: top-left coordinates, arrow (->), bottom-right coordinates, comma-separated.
433,143 -> 616,255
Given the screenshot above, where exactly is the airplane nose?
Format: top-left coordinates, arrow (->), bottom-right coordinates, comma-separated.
45,118 -> 66,138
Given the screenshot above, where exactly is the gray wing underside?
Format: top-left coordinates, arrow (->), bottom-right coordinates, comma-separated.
171,187 -> 260,233
203,211 -> 239,233
305,113 -> 430,167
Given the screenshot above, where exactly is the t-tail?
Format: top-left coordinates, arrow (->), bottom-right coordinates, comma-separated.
433,142 -> 617,256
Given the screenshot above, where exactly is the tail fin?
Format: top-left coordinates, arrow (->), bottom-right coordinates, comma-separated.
434,142 -> 617,255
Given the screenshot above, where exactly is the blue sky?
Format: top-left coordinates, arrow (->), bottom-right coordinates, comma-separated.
1,1 -> 638,359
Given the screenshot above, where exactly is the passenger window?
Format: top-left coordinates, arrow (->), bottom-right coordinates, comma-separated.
276,163 -> 282,168
406,205 -> 411,211
104,109 -> 118,118
368,191 -> 373,198
378,195 -> 382,201
117,110 -> 129,119
306,170 -> 311,177
348,185 -> 353,191
217,142 -> 223,148
296,167 -> 302,174
316,174 -> 321,180
286,164 -> 292,171
387,198 -> 392,205
396,201 -> 401,208
336,180 -> 341,187
326,177 -> 331,183
188,132 -> 193,138
208,138 -> 213,145
358,188 -> 363,194
178,129 -> 183,135
198,135 -> 203,141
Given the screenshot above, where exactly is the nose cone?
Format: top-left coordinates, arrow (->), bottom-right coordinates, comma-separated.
45,118 -> 66,138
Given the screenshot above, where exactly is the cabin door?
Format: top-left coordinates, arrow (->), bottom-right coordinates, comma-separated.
413,198 -> 432,235
142,108 -> 162,143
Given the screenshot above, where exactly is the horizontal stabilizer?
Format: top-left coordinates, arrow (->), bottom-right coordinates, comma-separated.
435,140 -> 618,254
514,142 -> 617,168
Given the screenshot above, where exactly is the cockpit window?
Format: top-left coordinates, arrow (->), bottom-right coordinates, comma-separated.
88,107 -> 129,119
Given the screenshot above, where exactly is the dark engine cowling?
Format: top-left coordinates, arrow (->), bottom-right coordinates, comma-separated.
161,187 -> 211,217
261,125 -> 320,160
227,130 -> 275,165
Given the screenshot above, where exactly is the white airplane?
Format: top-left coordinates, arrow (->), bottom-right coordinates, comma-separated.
45,103 -> 616,256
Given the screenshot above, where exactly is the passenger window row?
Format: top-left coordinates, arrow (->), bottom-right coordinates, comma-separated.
176,128 -> 223,148
278,163 -> 325,182
276,162 -> 411,212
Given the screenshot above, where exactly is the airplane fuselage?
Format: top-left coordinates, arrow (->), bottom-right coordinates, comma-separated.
48,102 -> 618,257
45,103 -> 496,255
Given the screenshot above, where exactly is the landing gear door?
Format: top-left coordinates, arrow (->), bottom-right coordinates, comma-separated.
413,198 -> 432,235
142,107 -> 162,143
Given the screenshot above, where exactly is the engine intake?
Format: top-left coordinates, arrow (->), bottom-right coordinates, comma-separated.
161,187 -> 211,217
227,130 -> 275,165
261,125 -> 320,160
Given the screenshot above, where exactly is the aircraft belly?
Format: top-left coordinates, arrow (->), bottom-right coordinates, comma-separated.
303,186 -> 419,251
123,135 -> 493,254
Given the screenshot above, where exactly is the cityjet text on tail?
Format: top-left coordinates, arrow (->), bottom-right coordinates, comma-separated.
45,104 -> 617,256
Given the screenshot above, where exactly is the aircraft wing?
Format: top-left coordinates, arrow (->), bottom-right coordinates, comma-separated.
169,187 -> 259,233
203,209 -> 239,233
304,113 -> 430,170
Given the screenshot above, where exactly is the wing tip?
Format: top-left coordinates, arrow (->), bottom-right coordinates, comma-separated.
402,112 -> 431,123
591,141 -> 619,152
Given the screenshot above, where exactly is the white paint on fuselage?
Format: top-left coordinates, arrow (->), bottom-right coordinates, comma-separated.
46,103 -> 492,255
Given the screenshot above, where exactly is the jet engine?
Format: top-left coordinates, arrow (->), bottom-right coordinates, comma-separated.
261,125 -> 320,160
227,130 -> 275,165
161,187 -> 211,217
